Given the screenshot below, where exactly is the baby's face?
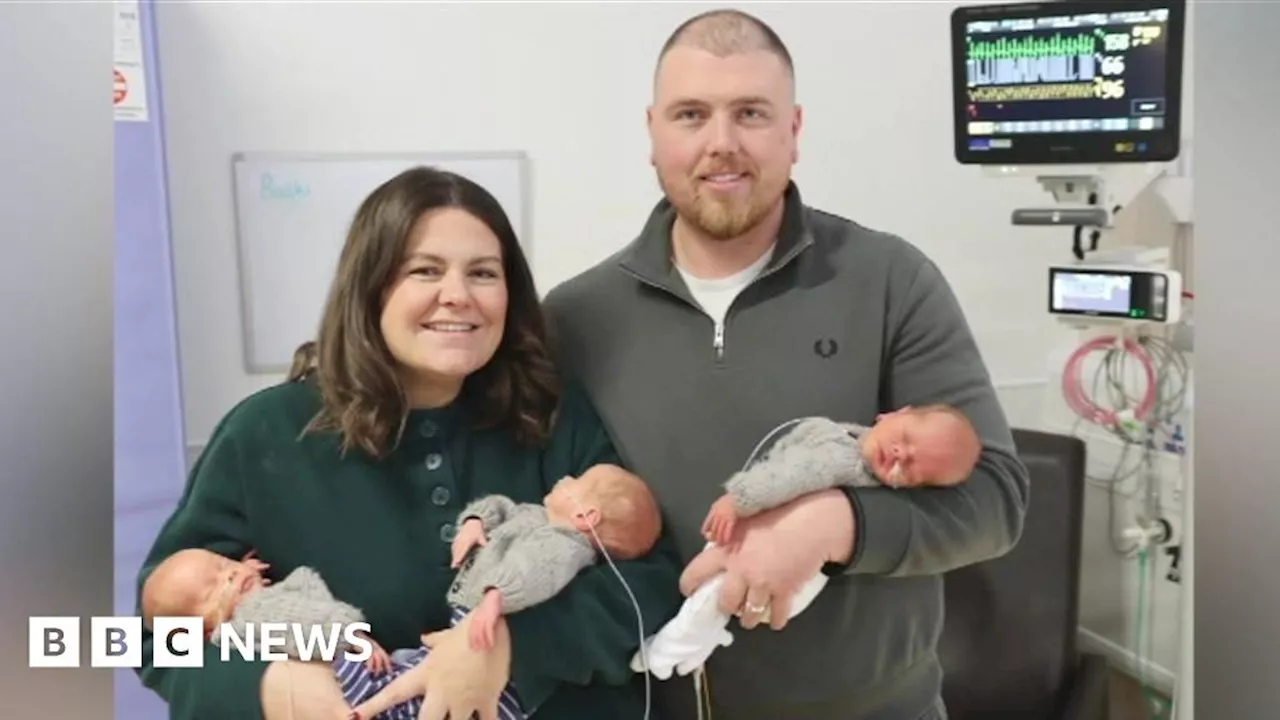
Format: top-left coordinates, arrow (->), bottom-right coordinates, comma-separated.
163,550 -> 268,632
544,472 -> 601,526
863,410 -> 974,487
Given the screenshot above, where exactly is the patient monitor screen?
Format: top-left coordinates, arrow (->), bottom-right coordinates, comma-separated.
955,2 -> 1182,163
1052,271 -> 1132,315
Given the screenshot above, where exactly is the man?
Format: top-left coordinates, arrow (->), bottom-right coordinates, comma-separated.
542,8 -> 1029,720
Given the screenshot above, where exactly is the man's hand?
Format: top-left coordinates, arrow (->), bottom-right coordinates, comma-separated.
701,494 -> 740,546
680,489 -> 855,630
451,518 -> 488,568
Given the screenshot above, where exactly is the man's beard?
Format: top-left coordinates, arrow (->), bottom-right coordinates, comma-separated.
659,175 -> 771,240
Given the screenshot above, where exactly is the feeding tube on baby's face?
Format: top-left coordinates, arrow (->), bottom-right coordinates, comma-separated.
886,462 -> 903,487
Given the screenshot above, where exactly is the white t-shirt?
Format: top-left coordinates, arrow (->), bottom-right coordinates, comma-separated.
675,246 -> 775,333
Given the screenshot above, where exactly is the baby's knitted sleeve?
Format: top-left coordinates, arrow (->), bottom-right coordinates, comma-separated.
213,567 -> 365,661
459,495 -> 520,530
483,528 -> 597,613
726,417 -> 878,516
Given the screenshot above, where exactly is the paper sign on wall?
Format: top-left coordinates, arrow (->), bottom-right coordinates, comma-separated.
113,0 -> 148,122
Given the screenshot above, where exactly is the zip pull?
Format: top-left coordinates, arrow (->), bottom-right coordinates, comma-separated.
713,324 -> 725,361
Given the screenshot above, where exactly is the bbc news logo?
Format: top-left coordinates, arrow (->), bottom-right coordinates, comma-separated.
29,617 -> 373,668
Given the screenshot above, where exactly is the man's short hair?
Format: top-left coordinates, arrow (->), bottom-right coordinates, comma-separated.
656,8 -> 794,78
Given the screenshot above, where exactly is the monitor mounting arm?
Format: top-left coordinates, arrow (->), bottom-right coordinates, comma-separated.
983,156 -> 1191,229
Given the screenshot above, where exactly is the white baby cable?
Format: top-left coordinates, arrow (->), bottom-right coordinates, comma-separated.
745,418 -> 808,469
693,665 -> 713,720
687,416 -> 810,720
567,417 -> 809,720
570,491 -> 650,720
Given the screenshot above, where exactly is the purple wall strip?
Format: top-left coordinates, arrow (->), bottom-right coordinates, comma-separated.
114,1 -> 182,716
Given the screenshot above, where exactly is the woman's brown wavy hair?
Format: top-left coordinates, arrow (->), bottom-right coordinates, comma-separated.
286,166 -> 561,458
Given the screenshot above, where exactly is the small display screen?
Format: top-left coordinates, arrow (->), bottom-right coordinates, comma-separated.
1052,271 -> 1132,314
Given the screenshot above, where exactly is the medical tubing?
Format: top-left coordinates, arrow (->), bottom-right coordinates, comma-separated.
1134,546 -> 1171,719
1136,548 -> 1150,714
1062,331 -> 1182,715
1061,335 -> 1158,428
1059,329 -> 1189,713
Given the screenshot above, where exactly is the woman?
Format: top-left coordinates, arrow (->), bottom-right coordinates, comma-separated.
133,167 -> 684,719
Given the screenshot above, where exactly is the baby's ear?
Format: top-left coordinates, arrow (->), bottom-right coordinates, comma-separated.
572,507 -> 601,532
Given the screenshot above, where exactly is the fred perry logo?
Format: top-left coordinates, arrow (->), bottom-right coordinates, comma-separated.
814,338 -> 838,358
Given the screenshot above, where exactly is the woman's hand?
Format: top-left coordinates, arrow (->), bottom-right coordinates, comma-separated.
418,611 -> 511,720
350,611 -> 511,720
260,659 -> 350,720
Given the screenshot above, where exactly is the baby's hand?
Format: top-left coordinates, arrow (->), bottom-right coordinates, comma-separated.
701,494 -> 739,546
356,631 -> 390,675
240,549 -> 270,575
450,518 -> 487,568
468,590 -> 503,651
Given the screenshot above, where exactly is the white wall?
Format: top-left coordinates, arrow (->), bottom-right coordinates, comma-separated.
156,1 -> 1064,445
155,0 -> 1191,694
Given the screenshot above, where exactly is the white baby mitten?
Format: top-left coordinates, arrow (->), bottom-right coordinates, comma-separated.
632,573 -> 734,679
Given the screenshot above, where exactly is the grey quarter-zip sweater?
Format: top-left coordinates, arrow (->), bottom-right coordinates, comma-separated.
542,182 -> 1030,720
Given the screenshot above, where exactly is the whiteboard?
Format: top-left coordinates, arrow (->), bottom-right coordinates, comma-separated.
230,151 -> 530,374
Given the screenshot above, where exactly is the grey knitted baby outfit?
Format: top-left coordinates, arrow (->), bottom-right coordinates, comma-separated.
210,565 -> 364,660
726,417 -> 880,516
447,495 -> 598,613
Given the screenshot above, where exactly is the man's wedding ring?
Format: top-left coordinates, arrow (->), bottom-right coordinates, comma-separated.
744,602 -> 768,615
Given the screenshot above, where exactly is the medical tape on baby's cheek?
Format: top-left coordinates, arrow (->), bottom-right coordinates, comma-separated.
887,461 -> 904,487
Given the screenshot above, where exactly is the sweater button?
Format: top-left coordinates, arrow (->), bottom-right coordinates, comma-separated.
430,486 -> 450,506
425,453 -> 443,470
440,523 -> 456,542
419,421 -> 438,438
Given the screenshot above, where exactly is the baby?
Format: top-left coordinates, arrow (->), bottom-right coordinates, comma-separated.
633,404 -> 982,679
702,404 -> 983,545
347,462 -> 663,720
140,549 -> 394,673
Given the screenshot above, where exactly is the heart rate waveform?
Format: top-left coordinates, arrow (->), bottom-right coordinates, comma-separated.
967,53 -> 1097,86
967,81 -> 1097,103
967,32 -> 1097,60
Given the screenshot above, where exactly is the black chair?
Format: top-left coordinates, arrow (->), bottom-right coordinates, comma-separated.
938,428 -> 1111,719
